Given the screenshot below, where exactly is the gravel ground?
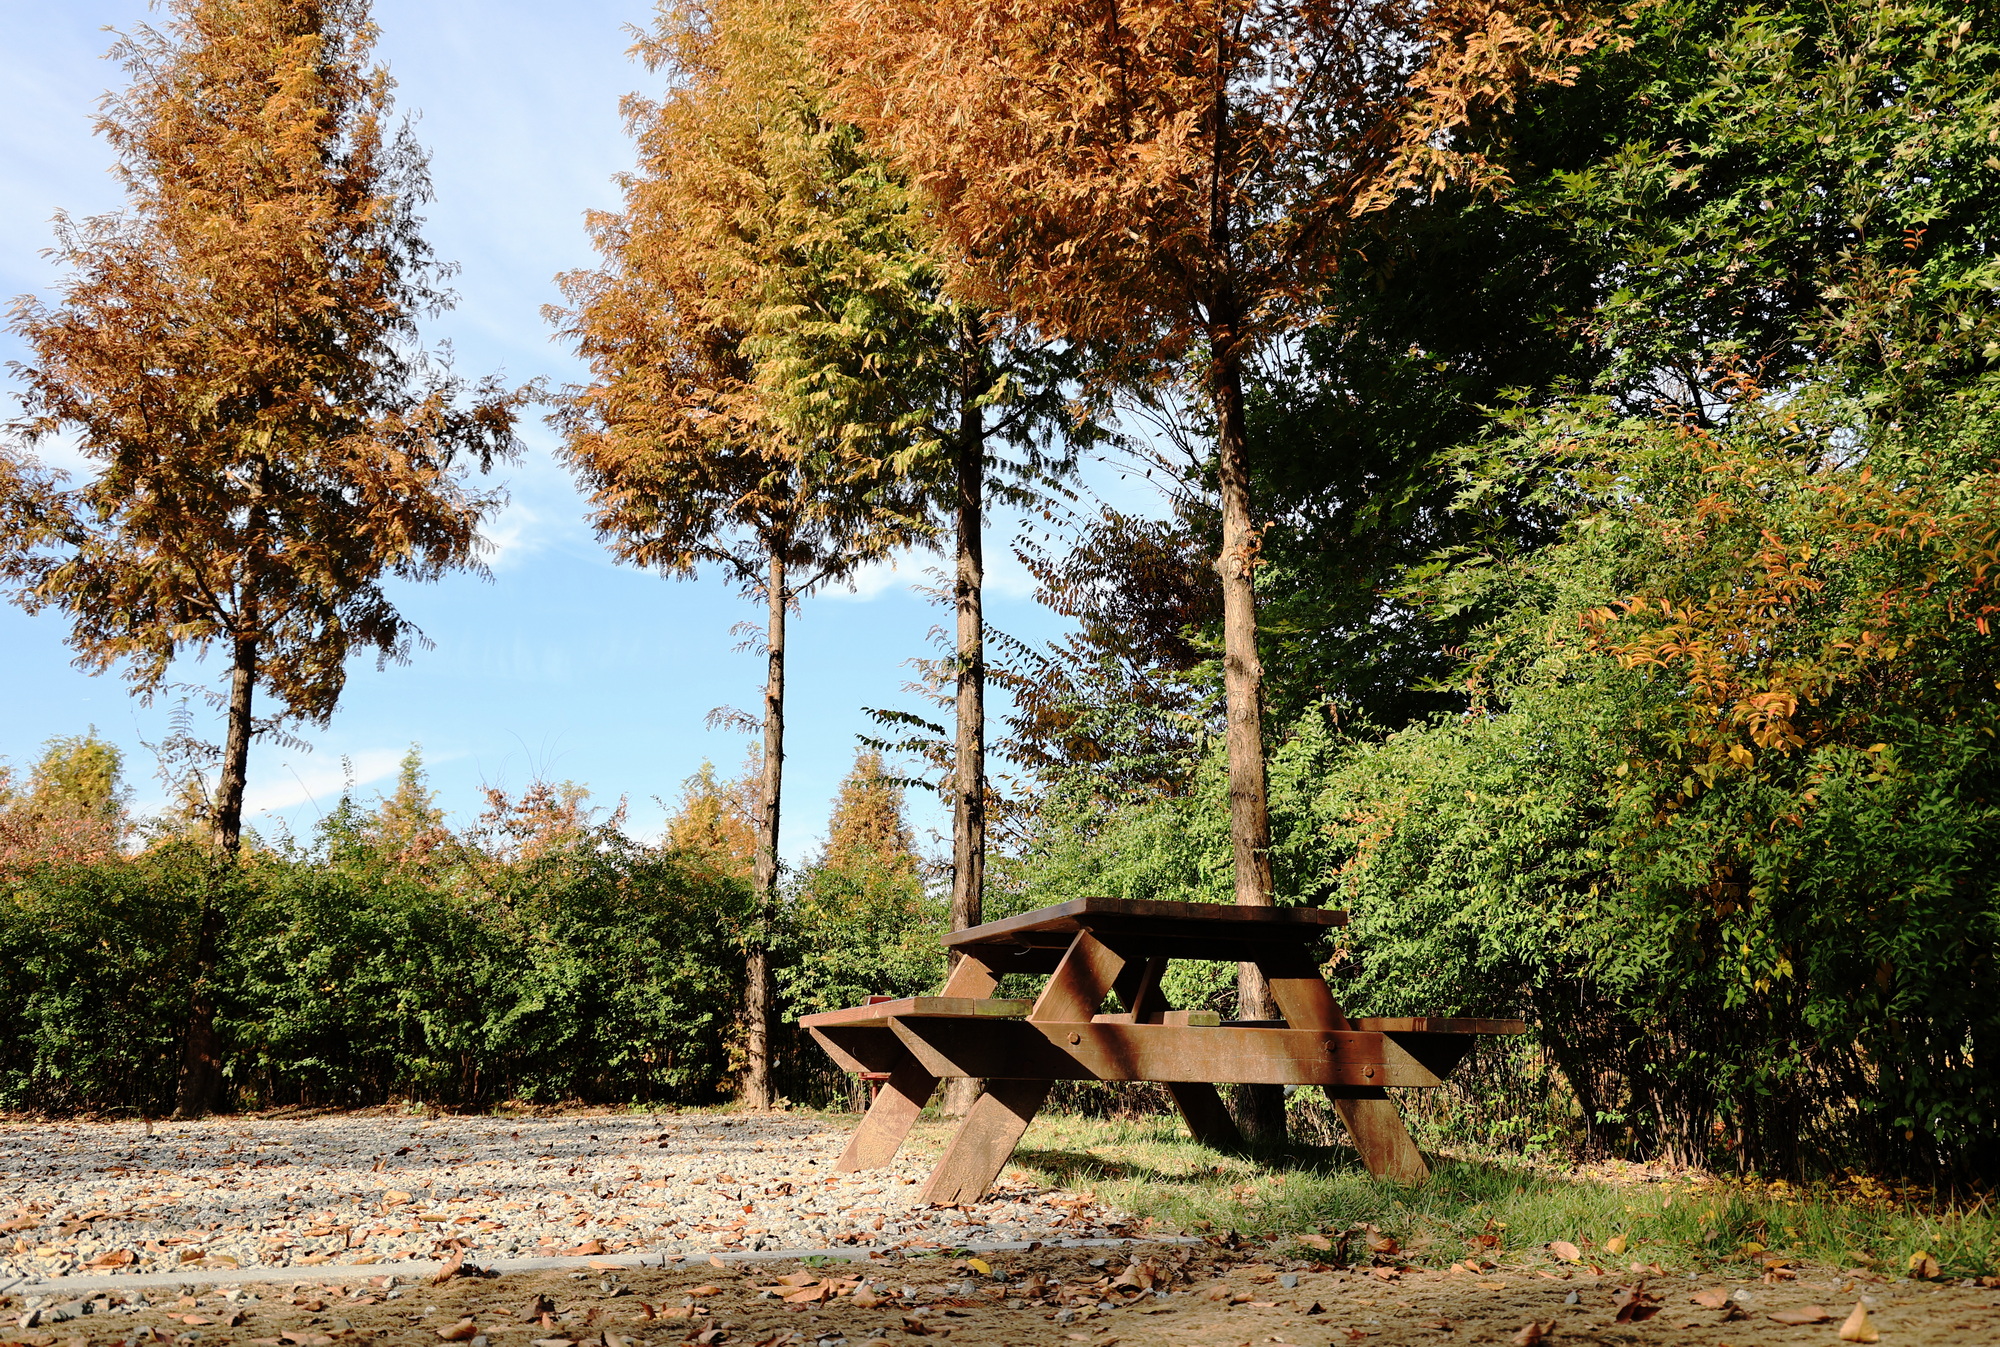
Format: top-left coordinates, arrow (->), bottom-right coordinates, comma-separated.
0,1110 -> 1132,1283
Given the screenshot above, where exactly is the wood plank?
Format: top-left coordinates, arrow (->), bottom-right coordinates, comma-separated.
834,1055 -> 936,1173
1255,955 -> 1429,1184
1112,955 -> 1168,1021
825,953 -> 1005,1173
888,1019 -> 1446,1087
946,897 -> 1346,952
808,1025 -> 905,1074
918,1079 -> 1051,1204
1031,931 -> 1128,1022
1167,1082 -> 1244,1150
1352,1017 -> 1527,1035
798,997 -> 1034,1029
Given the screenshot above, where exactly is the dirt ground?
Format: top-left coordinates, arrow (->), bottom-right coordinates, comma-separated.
9,1241 -> 1999,1347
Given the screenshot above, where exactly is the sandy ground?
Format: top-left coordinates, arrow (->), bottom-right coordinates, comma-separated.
8,1241 -> 2000,1346
6,1111 -> 1998,1345
0,1112 -> 1128,1282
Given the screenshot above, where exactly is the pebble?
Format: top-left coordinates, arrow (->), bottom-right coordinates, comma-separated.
0,1111 -> 1127,1281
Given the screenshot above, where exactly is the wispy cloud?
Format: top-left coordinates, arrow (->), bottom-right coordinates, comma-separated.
819,555 -> 913,602
246,748 -> 406,816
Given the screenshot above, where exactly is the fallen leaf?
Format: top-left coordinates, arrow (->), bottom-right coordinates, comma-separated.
558,1241 -> 607,1256
1907,1251 -> 1940,1280
688,1286 -> 722,1298
1511,1323 -> 1551,1347
1418,1317 -> 1454,1331
1838,1301 -> 1879,1343
436,1319 -> 479,1342
1547,1241 -> 1581,1263
709,1254 -> 728,1269
1606,1235 -> 1628,1256
1612,1284 -> 1660,1323
1364,1227 -> 1399,1256
1298,1235 -> 1332,1252
85,1248 -> 135,1268
383,1192 -> 413,1207
965,1257 -> 991,1275
1477,1281 -> 1507,1292
178,1316 -> 215,1326
1767,1306 -> 1832,1326
1692,1288 -> 1731,1309
657,1308 -> 693,1320
587,1259 -> 623,1271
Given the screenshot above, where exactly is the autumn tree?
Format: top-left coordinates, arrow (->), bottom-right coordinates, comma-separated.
664,757 -> 759,882
363,745 -> 450,865
1,0 -> 523,1116
0,730 -> 131,872
674,0 -> 1093,997
825,0 -> 1603,1140
548,0 -> 924,1110
822,749 -> 920,882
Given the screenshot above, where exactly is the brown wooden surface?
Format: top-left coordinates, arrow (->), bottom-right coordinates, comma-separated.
834,1056 -> 935,1173
1167,1082 -> 1244,1149
804,899 -> 1524,1192
945,896 -> 1345,956
918,1078 -> 1051,1204
798,996 -> 1033,1029
1259,954 -> 1430,1183
1353,1016 -> 1526,1034
829,955 -> 1000,1172
889,1018 -> 1447,1086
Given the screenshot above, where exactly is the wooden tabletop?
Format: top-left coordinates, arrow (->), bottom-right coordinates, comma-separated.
945,895 -> 1347,964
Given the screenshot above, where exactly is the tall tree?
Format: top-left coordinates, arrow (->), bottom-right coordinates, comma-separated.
825,0 -> 1603,1140
548,0 -> 923,1110
699,0 -> 1093,1005
1,0 -> 523,1116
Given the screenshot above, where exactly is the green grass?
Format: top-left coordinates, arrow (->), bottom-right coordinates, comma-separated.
991,1114 -> 2000,1281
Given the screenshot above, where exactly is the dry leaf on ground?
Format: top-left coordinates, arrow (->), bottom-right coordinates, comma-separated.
1838,1301 -> 1880,1343
1691,1288 -> 1731,1309
1768,1305 -> 1832,1325
1547,1241 -> 1581,1262
1511,1322 -> 1552,1346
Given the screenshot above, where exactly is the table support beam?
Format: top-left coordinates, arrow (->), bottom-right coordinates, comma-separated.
918,1079 -> 1051,1204
832,956 -> 998,1173
1258,954 -> 1429,1183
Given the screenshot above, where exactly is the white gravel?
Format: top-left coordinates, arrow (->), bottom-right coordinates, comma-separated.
0,1110 -> 1128,1282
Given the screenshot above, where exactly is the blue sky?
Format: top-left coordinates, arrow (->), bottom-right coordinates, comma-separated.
0,0 -> 1167,862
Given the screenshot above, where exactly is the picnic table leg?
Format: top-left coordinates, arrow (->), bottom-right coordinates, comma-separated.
1112,955 -> 1244,1150
834,957 -> 1000,1173
1258,955 -> 1430,1184
918,932 -> 1129,1203
1167,1081 -> 1245,1150
918,1079 -> 1052,1204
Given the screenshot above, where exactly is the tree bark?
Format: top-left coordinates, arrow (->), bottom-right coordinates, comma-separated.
173,632 -> 257,1119
744,547 -> 787,1111
1213,331 -> 1285,1147
944,328 -> 988,1118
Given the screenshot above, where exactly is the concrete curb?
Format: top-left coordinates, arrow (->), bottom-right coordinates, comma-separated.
10,1236 -> 1203,1298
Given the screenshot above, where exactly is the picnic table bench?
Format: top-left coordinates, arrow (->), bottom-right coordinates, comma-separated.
800,896 -> 1523,1203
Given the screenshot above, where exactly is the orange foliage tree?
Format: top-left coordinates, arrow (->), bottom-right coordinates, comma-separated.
548,0 -> 926,1110
823,0 -> 1605,1136
1,0 -> 524,1116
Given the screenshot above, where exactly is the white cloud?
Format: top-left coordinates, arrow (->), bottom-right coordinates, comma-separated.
819,554 -> 916,602
245,748 -> 406,816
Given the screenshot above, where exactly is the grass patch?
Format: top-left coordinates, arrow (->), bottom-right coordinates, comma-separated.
1001,1114 -> 2000,1280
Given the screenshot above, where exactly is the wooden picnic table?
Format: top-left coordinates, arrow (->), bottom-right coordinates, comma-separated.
799,895 -> 1523,1203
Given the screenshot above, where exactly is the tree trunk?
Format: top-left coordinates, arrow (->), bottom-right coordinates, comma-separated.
744,548 -> 787,1111
1212,333 -> 1285,1147
944,329 -> 988,1118
173,632 -> 257,1119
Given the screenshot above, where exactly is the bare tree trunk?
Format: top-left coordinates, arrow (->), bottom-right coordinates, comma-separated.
1212,335 -> 1285,1147
173,632 -> 256,1119
744,549 -> 787,1111
944,330 -> 987,1118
